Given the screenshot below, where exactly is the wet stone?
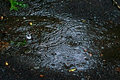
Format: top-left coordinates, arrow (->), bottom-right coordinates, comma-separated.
34,66 -> 40,70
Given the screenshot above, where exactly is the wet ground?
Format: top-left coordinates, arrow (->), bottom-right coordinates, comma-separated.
0,0 -> 120,80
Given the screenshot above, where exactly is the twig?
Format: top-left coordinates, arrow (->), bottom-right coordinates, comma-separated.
113,0 -> 120,10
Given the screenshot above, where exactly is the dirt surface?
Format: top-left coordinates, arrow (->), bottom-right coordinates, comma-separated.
0,0 -> 120,80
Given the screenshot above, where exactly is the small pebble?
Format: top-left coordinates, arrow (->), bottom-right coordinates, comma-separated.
23,17 -> 26,19
34,66 -> 39,69
89,53 -> 92,57
83,49 -> 87,52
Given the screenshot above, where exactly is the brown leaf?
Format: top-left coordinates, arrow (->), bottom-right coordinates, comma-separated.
115,67 -> 120,72
0,41 -> 9,50
100,54 -> 103,57
40,74 -> 44,78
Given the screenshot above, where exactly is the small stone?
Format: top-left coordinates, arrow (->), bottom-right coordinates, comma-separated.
34,66 -> 39,69
103,60 -> 106,62
101,47 -> 104,49
83,49 -> 87,52
23,17 -> 26,19
89,53 -> 92,57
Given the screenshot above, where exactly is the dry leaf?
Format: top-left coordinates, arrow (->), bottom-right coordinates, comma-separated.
115,67 -> 120,72
0,41 -> 9,50
69,68 -> 76,72
5,62 -> 9,66
40,75 -> 44,77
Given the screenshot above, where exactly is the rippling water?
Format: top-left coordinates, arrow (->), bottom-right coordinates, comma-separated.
1,15 -> 119,72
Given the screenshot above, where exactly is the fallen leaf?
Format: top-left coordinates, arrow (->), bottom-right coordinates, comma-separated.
81,20 -> 86,23
100,54 -> 103,57
115,67 -> 120,72
0,16 -> 3,20
0,41 -> 9,50
5,62 -> 9,66
40,75 -> 44,77
69,68 -> 76,72
29,22 -> 33,26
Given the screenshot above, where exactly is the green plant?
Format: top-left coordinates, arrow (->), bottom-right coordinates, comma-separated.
9,0 -> 28,11
10,40 -> 27,46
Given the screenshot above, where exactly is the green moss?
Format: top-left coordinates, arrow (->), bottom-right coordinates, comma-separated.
9,0 -> 28,11
10,40 -> 27,46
